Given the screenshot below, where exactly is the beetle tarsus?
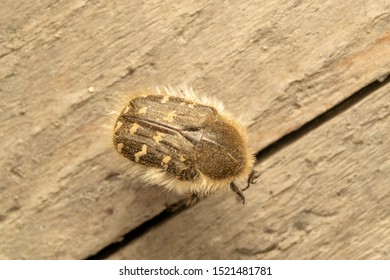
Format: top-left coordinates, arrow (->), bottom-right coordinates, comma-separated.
242,170 -> 260,191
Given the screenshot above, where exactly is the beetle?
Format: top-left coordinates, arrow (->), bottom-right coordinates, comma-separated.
111,86 -> 259,209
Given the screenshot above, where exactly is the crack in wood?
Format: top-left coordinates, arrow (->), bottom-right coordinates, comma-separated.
86,208 -> 182,259
256,73 -> 390,162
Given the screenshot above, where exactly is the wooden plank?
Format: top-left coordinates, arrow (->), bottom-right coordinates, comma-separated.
1,0 -> 390,259
107,82 -> 390,260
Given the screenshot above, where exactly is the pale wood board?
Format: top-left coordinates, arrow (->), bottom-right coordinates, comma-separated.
108,82 -> 390,260
1,0 -> 390,259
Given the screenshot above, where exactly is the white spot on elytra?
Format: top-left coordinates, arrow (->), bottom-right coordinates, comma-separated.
164,110 -> 177,122
117,143 -> 124,153
179,155 -> 186,162
161,155 -> 171,170
114,121 -> 123,132
138,107 -> 147,114
130,123 -> 140,135
162,156 -> 171,164
122,105 -> 130,113
153,132 -> 165,143
134,144 -> 147,163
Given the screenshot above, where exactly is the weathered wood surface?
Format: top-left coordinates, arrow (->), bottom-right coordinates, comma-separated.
108,83 -> 390,260
1,0 -> 390,259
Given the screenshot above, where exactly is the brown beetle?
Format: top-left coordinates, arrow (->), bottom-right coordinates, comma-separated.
111,86 -> 258,209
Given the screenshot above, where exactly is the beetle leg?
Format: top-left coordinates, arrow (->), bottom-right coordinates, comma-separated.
230,182 -> 245,204
242,170 -> 260,191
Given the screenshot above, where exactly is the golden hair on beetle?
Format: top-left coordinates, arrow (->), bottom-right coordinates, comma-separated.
107,85 -> 258,209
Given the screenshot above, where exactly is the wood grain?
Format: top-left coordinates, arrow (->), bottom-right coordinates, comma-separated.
1,0 -> 390,259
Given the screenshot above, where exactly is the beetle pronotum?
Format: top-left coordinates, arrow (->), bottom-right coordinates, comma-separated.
110,86 -> 258,209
